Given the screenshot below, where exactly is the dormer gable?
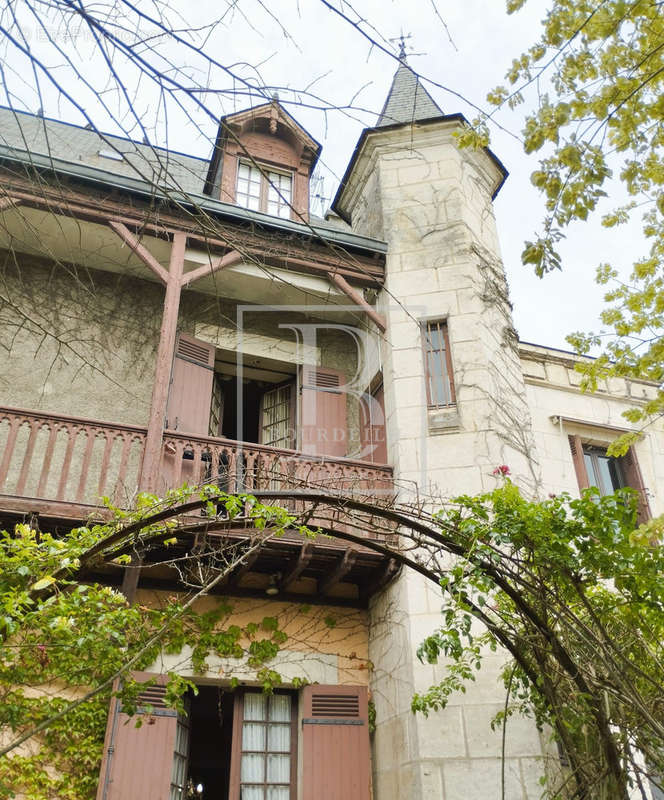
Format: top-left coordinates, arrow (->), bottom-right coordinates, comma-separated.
204,100 -> 321,222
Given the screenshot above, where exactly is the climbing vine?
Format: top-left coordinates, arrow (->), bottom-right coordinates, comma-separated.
0,487 -> 313,800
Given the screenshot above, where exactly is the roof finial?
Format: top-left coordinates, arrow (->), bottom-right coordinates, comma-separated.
390,31 -> 412,62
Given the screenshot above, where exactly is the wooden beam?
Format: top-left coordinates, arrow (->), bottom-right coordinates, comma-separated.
360,558 -> 399,602
319,549 -> 357,595
0,196 -> 20,212
120,554 -> 144,602
328,272 -> 387,332
180,249 -> 242,288
280,543 -> 313,590
139,232 -> 186,493
108,220 -> 170,285
225,546 -> 261,589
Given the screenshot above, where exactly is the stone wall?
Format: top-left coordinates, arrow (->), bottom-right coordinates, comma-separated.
0,254 -> 369,460
142,590 -> 371,687
342,121 -> 546,799
521,343 -> 664,514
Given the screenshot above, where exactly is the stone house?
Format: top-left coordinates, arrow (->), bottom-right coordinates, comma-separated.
0,54 -> 662,800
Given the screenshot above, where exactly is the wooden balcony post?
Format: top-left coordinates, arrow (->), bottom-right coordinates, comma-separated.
139,232 -> 186,494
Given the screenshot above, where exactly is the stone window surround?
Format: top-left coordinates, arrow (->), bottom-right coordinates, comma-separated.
420,316 -> 462,434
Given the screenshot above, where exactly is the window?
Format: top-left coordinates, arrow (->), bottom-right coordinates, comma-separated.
568,434 -> 651,523
423,320 -> 455,407
583,446 -> 625,496
260,383 -> 294,448
232,692 -> 296,800
236,161 -> 293,219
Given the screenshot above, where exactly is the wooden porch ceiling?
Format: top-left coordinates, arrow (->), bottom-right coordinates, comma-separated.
124,531 -> 400,608
0,502 -> 399,609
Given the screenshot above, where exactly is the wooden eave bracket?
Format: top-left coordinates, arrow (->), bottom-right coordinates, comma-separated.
0,196 -> 21,212
108,220 -> 170,285
328,272 -> 386,332
361,557 -> 399,602
319,549 -> 357,596
280,543 -> 313,591
180,250 -> 242,288
108,217 -> 385,325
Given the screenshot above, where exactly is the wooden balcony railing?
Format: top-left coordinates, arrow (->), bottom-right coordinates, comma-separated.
0,406 -> 147,512
0,406 -> 393,519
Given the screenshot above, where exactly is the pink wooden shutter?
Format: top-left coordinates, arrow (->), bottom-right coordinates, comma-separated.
301,685 -> 370,800
622,446 -> 652,524
166,333 -> 215,434
300,367 -> 347,458
568,435 -> 589,491
96,672 -> 179,800
359,383 -> 387,464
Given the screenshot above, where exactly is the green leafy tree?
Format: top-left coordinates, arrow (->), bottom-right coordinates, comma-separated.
3,479 -> 664,799
410,480 -> 664,799
247,483 -> 664,798
485,0 -> 664,447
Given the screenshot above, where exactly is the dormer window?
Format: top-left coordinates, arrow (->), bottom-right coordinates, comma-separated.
205,101 -> 320,222
236,161 -> 293,219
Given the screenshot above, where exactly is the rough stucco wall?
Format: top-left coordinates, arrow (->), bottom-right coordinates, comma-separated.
0,253 -> 161,425
140,590 -> 370,687
345,126 -> 546,800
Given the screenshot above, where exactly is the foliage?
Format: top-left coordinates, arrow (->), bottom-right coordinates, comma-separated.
486,0 -> 664,444
0,487 -> 306,800
412,478 -> 664,798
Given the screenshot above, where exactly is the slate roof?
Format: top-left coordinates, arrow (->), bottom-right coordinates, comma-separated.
0,106 -> 208,196
0,105 -> 374,246
376,59 -> 443,127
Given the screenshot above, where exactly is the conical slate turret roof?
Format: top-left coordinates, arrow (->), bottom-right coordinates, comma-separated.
376,57 -> 443,127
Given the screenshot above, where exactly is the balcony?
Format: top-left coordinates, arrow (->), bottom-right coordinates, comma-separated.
0,405 -> 396,605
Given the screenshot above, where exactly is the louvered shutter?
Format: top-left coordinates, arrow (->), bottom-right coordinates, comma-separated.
301,685 -> 370,800
166,334 -> 215,434
568,435 -> 590,491
622,446 -> 652,524
300,367 -> 347,458
96,672 -> 184,800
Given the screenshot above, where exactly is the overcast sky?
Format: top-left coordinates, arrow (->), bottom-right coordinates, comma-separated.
2,0 -> 642,351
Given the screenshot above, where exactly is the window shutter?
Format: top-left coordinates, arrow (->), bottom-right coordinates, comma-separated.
360,383 -> 387,464
166,333 -> 215,434
568,435 -> 590,491
96,672 -> 181,800
300,367 -> 347,458
301,685 -> 370,800
622,446 -> 652,524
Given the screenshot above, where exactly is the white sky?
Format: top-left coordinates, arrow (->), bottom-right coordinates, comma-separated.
2,0 -> 644,351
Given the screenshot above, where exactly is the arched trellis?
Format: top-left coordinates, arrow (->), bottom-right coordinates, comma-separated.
22,488 -> 664,799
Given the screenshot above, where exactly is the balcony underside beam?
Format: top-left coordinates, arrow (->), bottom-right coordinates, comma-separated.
319,549 -> 357,595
